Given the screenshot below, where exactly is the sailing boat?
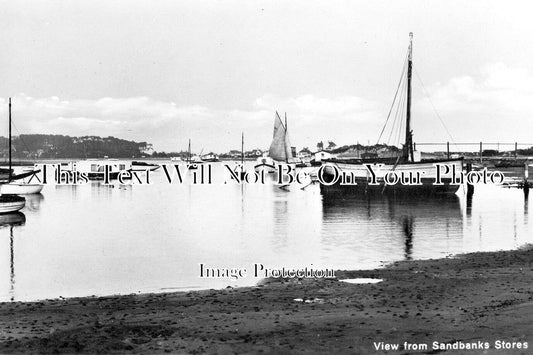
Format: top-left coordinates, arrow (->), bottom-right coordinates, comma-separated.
0,98 -> 43,195
186,138 -> 204,169
239,132 -> 246,179
254,111 -> 298,172
320,33 -> 463,196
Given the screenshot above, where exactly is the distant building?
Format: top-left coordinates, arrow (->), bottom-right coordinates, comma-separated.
249,149 -> 263,157
298,148 -> 312,159
140,143 -> 154,155
313,150 -> 336,162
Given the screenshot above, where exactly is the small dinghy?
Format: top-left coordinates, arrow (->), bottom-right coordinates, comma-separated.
0,195 -> 25,214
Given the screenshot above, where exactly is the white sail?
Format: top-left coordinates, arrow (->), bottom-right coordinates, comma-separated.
268,112 -> 290,162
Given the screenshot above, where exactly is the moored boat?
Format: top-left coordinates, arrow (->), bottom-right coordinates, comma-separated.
131,161 -> 160,171
0,183 -> 43,195
254,111 -> 299,173
0,194 -> 25,214
74,159 -> 132,180
186,139 -> 204,169
200,152 -> 219,162
320,33 -> 462,197
0,98 -> 32,210
0,99 -> 42,187
254,155 -> 276,173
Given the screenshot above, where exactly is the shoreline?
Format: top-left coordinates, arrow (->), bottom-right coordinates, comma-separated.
1,246 -> 532,354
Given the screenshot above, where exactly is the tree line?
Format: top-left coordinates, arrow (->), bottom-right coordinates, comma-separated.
0,134 -> 152,159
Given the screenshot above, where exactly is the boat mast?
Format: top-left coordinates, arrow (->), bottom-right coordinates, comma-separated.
284,112 -> 288,163
187,138 -> 191,163
404,32 -> 414,162
241,132 -> 244,171
8,98 -> 12,182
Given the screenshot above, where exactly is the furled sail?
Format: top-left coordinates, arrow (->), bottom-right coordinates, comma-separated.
268,111 -> 293,162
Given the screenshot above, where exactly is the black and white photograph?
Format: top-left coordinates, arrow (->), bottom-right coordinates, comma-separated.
0,1 -> 532,354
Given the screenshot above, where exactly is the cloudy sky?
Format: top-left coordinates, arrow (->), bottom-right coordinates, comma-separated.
2,0 -> 533,153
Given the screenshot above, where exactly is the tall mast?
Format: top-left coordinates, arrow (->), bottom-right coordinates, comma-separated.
8,98 -> 12,181
404,32 -> 414,162
241,132 -> 244,167
284,112 -> 288,163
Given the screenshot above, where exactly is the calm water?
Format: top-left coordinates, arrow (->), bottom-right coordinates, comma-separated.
0,162 -> 531,302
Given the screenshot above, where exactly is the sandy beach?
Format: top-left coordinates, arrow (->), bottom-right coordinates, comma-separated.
1,246 -> 531,354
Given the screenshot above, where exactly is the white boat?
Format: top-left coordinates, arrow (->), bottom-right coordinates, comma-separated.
185,139 -> 204,169
0,99 -> 29,213
131,161 -> 160,171
320,33 -> 462,197
0,195 -> 25,214
74,159 -> 132,180
200,152 -> 219,162
190,156 -> 205,164
0,99 -> 43,189
254,111 -> 300,173
254,154 -> 276,173
0,183 -> 43,195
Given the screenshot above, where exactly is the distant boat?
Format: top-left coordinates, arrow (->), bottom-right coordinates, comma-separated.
186,139 -> 204,169
200,152 -> 219,162
233,132 -> 247,180
320,33 -> 462,197
74,159 -> 132,180
254,111 -> 299,172
131,161 -> 160,171
190,155 -> 205,164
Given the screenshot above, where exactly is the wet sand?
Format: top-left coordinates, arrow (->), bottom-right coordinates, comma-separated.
1,246 -> 532,354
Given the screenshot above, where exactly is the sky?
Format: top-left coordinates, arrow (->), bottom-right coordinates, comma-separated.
2,0 -> 533,153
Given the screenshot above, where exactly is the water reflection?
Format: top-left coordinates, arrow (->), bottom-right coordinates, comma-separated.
24,193 -> 44,212
2,165 -> 533,302
402,215 -> 413,260
0,212 -> 26,301
524,194 -> 529,223
321,194 -> 462,264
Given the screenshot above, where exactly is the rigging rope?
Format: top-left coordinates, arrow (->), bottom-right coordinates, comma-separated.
387,73 -> 407,147
414,68 -> 458,149
376,53 -> 409,145
10,120 -> 38,163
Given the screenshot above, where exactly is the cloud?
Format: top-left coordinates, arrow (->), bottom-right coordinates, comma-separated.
411,63 -> 533,148
3,65 -> 530,155
0,93 -> 381,152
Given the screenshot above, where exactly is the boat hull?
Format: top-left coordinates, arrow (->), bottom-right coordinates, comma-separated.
0,195 -> 26,213
254,156 -> 276,173
0,211 -> 25,226
319,159 -> 463,197
0,183 -> 43,195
